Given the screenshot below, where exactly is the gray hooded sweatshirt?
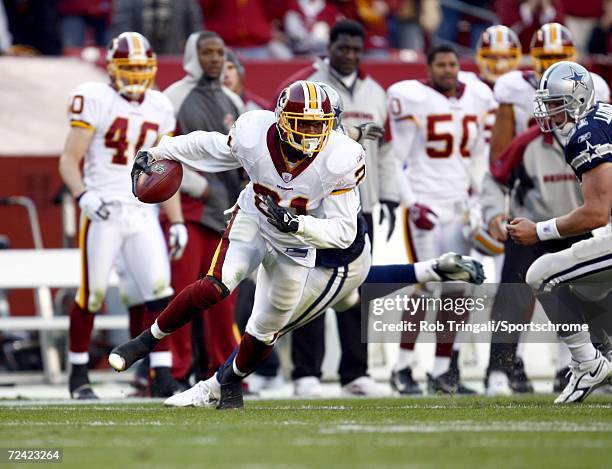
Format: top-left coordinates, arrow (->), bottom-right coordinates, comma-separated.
164,32 -> 245,234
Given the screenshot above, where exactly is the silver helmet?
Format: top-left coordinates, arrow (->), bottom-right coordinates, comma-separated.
315,82 -> 343,130
533,61 -> 595,135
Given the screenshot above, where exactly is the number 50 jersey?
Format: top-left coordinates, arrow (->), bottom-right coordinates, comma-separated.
67,82 -> 176,205
387,79 -> 496,207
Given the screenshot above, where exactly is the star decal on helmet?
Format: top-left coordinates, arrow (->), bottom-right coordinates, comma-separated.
563,68 -> 588,92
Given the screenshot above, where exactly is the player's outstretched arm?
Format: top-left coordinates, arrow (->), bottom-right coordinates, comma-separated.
148,131 -> 243,173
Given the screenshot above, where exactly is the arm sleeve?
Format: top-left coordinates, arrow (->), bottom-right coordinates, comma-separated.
387,93 -> 419,206
67,87 -> 100,130
295,188 -> 360,249
159,104 -> 176,137
374,97 -> 399,202
565,125 -> 612,180
480,171 -> 507,225
377,141 -> 401,203
180,167 -> 208,198
469,117 -> 489,194
150,131 -> 242,173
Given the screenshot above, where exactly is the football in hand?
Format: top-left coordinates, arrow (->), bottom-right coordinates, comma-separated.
135,160 -> 183,204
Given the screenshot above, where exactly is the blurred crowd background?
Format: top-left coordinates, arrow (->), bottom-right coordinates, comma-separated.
0,0 -> 609,61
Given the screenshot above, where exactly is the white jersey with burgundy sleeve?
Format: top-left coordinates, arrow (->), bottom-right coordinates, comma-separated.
494,70 -> 610,136
67,82 -> 176,205
151,109 -> 365,268
387,78 -> 494,208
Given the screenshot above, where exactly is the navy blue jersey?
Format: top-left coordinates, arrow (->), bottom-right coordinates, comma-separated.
565,102 -> 612,181
315,211 -> 368,268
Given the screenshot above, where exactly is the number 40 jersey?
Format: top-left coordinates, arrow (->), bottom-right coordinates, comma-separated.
387,79 -> 496,207
67,82 -> 176,204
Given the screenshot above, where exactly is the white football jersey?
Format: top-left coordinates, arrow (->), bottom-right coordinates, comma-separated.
151,110 -> 366,267
494,70 -> 610,136
67,82 -> 176,204
458,71 -> 497,144
387,78 -> 496,208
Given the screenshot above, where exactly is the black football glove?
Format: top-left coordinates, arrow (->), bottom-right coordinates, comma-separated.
357,122 -> 385,143
131,150 -> 154,197
262,195 -> 300,233
378,199 -> 399,241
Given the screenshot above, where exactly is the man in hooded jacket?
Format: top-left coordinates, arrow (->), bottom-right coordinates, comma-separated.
161,30 -> 245,383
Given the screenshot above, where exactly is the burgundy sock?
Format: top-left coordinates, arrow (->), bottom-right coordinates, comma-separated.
157,278 -> 224,333
69,303 -> 94,353
128,304 -> 146,338
435,342 -> 453,358
233,333 -> 274,377
142,310 -> 170,352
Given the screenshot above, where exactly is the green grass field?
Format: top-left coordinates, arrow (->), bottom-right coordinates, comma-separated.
1,396 -> 611,468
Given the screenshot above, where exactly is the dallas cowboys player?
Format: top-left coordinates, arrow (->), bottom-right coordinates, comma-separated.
507,61 -> 612,403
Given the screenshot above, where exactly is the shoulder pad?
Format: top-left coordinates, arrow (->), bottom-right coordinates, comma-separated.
458,71 -> 480,83
231,110 -> 275,151
72,82 -> 112,101
387,80 -> 428,103
146,89 -> 175,112
466,77 -> 494,102
591,72 -> 611,104
493,71 -> 529,104
323,133 -> 365,178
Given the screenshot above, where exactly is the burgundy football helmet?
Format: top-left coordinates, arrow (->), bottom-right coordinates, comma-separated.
530,23 -> 576,78
275,81 -> 335,156
476,25 -> 522,83
107,32 -> 157,99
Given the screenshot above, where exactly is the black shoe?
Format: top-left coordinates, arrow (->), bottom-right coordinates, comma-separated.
150,367 -> 187,398
69,372 -> 98,400
427,370 -> 476,395
217,381 -> 244,409
509,357 -> 534,393
390,367 -> 422,395
108,330 -> 158,372
554,366 -> 570,393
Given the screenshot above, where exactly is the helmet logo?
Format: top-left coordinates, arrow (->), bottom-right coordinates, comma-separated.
563,68 -> 588,92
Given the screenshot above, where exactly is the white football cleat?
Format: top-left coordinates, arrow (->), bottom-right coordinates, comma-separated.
486,371 -> 512,396
554,352 -> 612,404
341,376 -> 391,397
164,379 -> 219,407
294,376 -> 323,397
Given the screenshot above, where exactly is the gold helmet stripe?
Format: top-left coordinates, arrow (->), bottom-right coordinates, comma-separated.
496,27 -> 503,47
550,23 -> 557,45
130,32 -> 143,56
306,81 -> 318,110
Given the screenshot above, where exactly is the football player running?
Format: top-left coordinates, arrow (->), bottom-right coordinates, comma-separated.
108,81 -> 368,408
508,61 -> 612,403
59,32 -> 187,399
161,84 -> 484,408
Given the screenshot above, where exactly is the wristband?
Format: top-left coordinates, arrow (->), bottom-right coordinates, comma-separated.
76,191 -> 87,203
536,218 -> 561,241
